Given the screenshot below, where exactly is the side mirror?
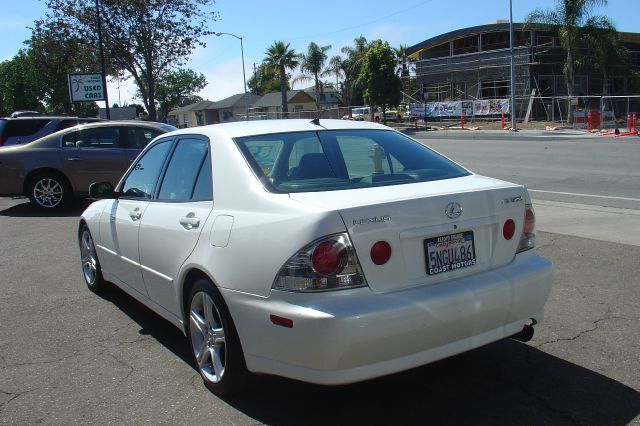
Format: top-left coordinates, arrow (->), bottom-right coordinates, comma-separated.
89,181 -> 117,199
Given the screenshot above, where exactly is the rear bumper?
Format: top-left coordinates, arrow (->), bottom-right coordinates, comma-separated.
223,250 -> 552,385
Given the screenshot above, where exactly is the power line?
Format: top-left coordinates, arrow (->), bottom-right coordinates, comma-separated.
288,0 -> 434,41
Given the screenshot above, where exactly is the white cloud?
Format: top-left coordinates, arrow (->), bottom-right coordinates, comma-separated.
198,57 -> 248,101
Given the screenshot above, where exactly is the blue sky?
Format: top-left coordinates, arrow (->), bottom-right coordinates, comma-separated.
2,0 -> 638,107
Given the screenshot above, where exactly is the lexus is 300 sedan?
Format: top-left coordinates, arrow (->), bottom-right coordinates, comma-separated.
78,119 -> 552,394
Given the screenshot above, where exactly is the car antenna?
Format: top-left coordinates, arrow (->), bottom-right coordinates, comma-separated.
310,117 -> 320,126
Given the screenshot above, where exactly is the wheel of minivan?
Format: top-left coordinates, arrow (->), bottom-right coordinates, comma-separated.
28,172 -> 72,210
187,279 -> 249,395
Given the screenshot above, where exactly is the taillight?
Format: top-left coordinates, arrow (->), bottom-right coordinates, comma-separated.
272,233 -> 367,292
311,240 -> 348,275
517,204 -> 536,252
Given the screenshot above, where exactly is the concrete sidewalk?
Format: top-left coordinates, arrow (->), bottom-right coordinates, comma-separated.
533,199 -> 640,246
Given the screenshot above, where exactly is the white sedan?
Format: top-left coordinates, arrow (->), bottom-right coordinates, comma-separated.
78,119 -> 552,394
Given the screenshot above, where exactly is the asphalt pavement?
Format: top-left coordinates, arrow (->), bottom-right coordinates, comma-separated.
1,131 -> 639,424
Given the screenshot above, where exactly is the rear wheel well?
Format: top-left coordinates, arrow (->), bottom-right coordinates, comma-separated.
181,269 -> 214,324
23,168 -> 73,195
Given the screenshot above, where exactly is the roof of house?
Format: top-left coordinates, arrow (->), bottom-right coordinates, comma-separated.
172,100 -> 215,114
251,90 -> 316,108
214,93 -> 262,109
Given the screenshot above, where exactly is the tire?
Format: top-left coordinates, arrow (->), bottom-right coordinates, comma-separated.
79,224 -> 106,293
187,279 -> 249,395
28,172 -> 73,210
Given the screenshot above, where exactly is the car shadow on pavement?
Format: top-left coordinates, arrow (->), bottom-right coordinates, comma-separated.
223,341 -> 640,425
0,199 -> 92,218
95,284 -> 193,366
94,282 -> 640,425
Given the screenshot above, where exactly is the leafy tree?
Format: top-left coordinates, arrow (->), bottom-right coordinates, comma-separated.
525,0 -> 610,119
296,42 -> 332,110
147,69 -> 207,123
126,103 -> 148,118
359,40 -> 402,122
0,50 -> 44,116
248,62 -> 284,96
28,20 -> 103,116
264,41 -> 299,116
42,0 -> 218,121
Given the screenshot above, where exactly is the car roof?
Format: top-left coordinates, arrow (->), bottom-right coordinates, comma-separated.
166,119 -> 387,140
0,116 -> 102,120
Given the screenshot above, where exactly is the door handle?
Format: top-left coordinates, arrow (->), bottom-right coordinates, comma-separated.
179,213 -> 200,229
66,157 -> 82,161
129,208 -> 142,221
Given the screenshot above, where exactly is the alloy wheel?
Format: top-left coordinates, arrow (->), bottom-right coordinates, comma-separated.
80,229 -> 98,286
33,178 -> 63,208
190,291 -> 227,383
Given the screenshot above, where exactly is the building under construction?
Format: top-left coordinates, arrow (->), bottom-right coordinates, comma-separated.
407,22 -> 640,121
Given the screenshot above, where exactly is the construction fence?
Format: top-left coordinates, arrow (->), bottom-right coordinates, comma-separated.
235,95 -> 640,131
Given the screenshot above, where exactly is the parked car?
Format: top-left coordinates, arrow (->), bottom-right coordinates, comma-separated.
0,116 -> 103,147
350,106 -> 381,121
384,108 -> 402,122
78,119 -> 552,395
9,110 -> 42,118
0,121 -> 175,209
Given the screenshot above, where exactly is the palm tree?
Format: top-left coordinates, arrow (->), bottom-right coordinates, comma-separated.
327,55 -> 344,103
264,41 -> 299,116
341,36 -> 369,108
394,45 -> 411,79
394,44 -> 414,104
525,0 -> 609,120
579,17 -> 631,95
296,42 -> 332,111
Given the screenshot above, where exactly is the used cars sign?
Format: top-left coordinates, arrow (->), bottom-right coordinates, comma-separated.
68,73 -> 106,102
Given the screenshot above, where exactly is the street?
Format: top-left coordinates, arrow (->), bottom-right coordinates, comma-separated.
1,132 -> 639,425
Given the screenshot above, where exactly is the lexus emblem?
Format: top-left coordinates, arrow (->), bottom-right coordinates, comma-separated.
445,202 -> 462,219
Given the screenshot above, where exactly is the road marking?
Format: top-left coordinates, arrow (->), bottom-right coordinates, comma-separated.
530,189 -> 640,202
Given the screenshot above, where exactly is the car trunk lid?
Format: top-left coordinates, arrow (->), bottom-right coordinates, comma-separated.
289,174 -> 526,292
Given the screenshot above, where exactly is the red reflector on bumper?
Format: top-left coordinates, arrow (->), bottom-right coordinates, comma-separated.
270,314 -> 293,328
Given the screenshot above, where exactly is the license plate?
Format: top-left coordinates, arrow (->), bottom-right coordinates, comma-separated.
424,231 -> 476,276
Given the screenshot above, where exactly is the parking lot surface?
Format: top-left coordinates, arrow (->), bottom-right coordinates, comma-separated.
0,196 -> 638,425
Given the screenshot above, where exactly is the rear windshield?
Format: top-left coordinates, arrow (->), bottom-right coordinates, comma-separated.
2,119 -> 50,137
235,129 -> 470,193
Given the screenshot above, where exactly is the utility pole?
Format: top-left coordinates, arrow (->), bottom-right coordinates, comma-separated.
253,63 -> 259,93
509,0 -> 517,131
95,0 -> 110,119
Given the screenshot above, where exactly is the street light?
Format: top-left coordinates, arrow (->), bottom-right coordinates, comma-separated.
214,32 -> 248,120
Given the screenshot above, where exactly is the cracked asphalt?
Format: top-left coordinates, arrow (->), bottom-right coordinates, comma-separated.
0,194 -> 639,425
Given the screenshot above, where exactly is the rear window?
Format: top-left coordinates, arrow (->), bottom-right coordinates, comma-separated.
235,129 -> 470,193
3,119 -> 50,137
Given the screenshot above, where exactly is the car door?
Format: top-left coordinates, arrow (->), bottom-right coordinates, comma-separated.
97,139 -> 173,297
61,126 -> 131,194
138,137 -> 213,316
